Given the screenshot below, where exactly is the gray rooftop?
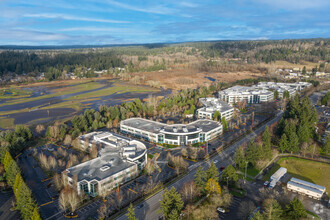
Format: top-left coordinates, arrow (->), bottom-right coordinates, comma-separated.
121,118 -> 221,134
198,98 -> 233,113
67,153 -> 135,182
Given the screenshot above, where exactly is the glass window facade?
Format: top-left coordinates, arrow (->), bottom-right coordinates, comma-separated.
80,182 -> 89,194
165,134 -> 178,140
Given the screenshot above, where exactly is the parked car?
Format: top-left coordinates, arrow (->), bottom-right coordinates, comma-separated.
214,160 -> 218,164
220,166 -> 225,171
217,207 -> 225,213
137,204 -> 144,209
263,181 -> 269,187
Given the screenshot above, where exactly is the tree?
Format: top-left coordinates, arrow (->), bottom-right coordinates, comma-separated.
262,198 -> 283,220
262,126 -> 272,159
213,110 -> 221,121
279,134 -> 289,153
233,146 -> 246,169
160,187 -> 184,220
297,123 -> 310,143
251,211 -> 264,220
205,178 -> 221,195
126,203 -> 137,220
285,197 -> 307,219
302,66 -> 306,75
274,90 -> 279,100
194,167 -> 207,193
31,207 -> 42,220
222,117 -> 228,132
206,162 -> 219,182
180,181 -> 199,204
220,165 -> 238,186
288,132 -> 299,154
283,90 -> 290,99
238,201 -> 256,220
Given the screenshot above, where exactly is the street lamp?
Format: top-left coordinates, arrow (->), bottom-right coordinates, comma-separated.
226,176 -> 229,188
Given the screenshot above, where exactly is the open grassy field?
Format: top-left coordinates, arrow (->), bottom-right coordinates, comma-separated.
263,157 -> 330,193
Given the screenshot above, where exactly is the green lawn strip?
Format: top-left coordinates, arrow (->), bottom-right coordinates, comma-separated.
0,81 -> 104,107
0,87 -> 33,99
65,84 -> 158,101
0,117 -> 15,129
229,188 -> 246,198
263,157 -> 330,193
239,166 -> 260,178
306,210 -> 321,220
237,173 -> 254,182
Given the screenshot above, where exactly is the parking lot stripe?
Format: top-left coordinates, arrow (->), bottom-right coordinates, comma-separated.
128,188 -> 138,194
40,200 -> 54,207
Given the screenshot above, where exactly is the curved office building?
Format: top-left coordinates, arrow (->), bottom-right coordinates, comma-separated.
120,118 -> 222,146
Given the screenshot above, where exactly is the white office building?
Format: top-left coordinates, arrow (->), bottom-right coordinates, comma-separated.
120,118 -> 222,146
287,177 -> 326,200
197,97 -> 234,121
218,85 -> 274,104
65,132 -> 147,197
254,82 -> 312,99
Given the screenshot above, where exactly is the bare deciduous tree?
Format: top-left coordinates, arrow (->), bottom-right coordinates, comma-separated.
180,181 -> 199,204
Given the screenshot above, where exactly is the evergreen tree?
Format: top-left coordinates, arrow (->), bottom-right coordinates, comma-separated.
14,173 -> 23,197
263,199 -> 283,220
286,198 -> 307,219
213,110 -> 221,121
233,146 -> 246,169
126,203 -> 137,220
6,160 -> 20,187
302,66 -> 306,75
288,132 -> 299,154
251,211 -> 264,220
297,123 -> 310,143
262,126 -> 272,159
160,187 -> 184,220
222,117 -> 228,132
194,167 -> 207,193
206,162 -> 220,182
279,134 -> 289,153
274,90 -> 279,100
220,165 -> 238,186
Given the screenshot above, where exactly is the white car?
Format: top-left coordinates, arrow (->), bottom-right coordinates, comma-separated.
213,160 -> 218,164
217,207 -> 225,213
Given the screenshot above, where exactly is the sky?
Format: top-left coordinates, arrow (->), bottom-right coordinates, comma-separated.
0,0 -> 329,45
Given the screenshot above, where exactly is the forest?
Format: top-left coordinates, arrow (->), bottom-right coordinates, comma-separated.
0,51 -> 124,77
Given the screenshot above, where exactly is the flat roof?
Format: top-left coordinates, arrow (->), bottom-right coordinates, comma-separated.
288,181 -> 324,195
198,98 -> 233,113
121,118 -> 221,134
67,153 -> 135,182
290,177 -> 326,191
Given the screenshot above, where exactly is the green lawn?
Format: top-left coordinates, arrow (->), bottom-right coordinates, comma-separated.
239,166 -> 260,177
263,157 -> 330,193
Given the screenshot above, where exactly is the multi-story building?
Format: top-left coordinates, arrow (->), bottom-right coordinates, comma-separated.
218,82 -> 312,104
120,118 -> 222,146
65,132 -> 147,197
218,86 -> 274,104
197,97 -> 234,121
254,82 -> 312,99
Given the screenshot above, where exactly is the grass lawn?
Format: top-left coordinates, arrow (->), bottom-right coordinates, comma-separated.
239,166 -> 260,177
263,157 -> 330,193
0,117 -> 15,128
238,173 -> 254,182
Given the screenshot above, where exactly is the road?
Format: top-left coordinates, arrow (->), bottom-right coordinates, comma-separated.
116,112 -> 284,220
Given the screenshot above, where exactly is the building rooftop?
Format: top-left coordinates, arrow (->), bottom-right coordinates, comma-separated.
219,85 -> 273,96
198,97 -> 233,113
121,118 -> 221,134
67,131 -> 146,182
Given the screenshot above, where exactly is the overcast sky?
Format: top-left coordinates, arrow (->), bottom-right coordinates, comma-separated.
0,0 -> 329,45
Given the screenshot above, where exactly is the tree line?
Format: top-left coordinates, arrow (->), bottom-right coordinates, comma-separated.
0,51 -> 124,77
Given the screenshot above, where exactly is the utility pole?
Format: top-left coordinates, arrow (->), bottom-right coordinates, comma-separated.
226,176 -> 229,188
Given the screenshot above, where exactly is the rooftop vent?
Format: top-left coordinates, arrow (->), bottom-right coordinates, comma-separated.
100,166 -> 110,172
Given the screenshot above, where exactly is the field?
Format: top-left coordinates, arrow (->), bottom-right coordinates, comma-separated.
263,157 -> 330,193
0,79 -> 162,129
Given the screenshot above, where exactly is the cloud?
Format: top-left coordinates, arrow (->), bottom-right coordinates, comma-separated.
102,0 -> 177,15
250,0 -> 330,10
24,13 -> 129,24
